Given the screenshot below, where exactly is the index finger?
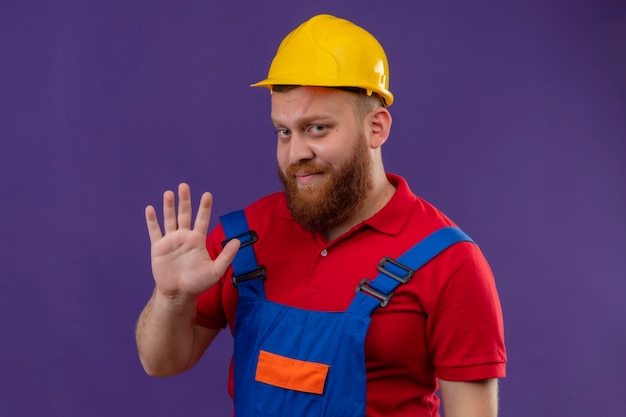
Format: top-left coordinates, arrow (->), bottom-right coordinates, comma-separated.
145,205 -> 163,243
192,191 -> 213,236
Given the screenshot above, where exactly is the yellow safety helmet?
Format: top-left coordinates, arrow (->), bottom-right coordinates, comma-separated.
251,14 -> 394,106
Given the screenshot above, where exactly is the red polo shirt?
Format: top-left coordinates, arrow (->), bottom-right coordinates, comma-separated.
196,174 -> 506,416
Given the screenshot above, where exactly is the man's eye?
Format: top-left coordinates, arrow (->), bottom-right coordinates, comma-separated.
308,125 -> 326,134
275,128 -> 291,136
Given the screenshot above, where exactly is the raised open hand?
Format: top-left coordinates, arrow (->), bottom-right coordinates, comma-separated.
145,183 -> 240,300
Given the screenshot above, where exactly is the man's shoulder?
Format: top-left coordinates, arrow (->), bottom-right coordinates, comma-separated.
223,191 -> 293,233
384,173 -> 458,236
207,191 -> 290,252
243,191 -> 289,219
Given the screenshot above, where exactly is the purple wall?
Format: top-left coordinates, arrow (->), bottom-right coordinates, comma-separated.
1,1 -> 625,416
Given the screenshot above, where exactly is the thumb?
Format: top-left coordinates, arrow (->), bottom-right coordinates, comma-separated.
212,238 -> 241,278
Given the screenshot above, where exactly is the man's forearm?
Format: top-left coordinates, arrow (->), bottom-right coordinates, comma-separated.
136,291 -> 198,377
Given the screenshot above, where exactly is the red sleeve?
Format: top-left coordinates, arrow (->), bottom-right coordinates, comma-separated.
428,245 -> 507,381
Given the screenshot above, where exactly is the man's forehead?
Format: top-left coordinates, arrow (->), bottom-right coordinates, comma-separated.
270,86 -> 353,121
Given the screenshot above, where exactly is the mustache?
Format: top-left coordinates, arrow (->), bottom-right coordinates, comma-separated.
285,161 -> 329,176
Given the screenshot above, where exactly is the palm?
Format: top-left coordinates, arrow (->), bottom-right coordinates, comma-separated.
145,184 -> 239,299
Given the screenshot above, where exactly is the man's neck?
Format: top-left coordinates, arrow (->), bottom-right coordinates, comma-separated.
324,178 -> 396,241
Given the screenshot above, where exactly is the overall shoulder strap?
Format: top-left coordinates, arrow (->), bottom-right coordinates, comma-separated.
347,226 -> 474,316
220,210 -> 266,297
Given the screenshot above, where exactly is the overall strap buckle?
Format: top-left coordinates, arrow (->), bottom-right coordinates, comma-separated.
355,279 -> 392,307
377,256 -> 415,284
232,265 -> 266,287
221,230 -> 258,249
355,257 -> 414,307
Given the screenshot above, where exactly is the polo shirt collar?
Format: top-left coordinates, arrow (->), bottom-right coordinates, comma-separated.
362,173 -> 413,236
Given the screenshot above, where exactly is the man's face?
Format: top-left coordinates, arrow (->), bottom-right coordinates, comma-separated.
272,87 -> 372,233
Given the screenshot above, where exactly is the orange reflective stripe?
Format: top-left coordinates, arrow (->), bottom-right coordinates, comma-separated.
255,350 -> 329,395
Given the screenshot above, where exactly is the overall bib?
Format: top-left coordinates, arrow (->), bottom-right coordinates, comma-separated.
221,210 -> 473,417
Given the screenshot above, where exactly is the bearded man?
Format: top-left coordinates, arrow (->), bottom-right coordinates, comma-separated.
136,14 -> 506,417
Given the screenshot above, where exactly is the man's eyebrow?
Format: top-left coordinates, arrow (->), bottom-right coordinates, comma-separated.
271,115 -> 335,126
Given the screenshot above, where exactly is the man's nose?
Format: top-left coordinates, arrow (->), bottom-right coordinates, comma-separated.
287,133 -> 315,164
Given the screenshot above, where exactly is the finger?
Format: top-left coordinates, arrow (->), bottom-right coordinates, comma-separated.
145,205 -> 163,243
193,192 -> 213,236
162,190 -> 177,234
177,183 -> 192,230
212,238 -> 241,278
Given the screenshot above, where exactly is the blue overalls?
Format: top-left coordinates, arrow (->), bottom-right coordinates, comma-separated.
220,210 -> 473,417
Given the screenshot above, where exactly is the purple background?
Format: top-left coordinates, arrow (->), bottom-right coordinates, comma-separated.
2,1 -> 625,416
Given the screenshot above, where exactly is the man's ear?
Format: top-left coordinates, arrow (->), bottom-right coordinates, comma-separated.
367,107 -> 393,149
